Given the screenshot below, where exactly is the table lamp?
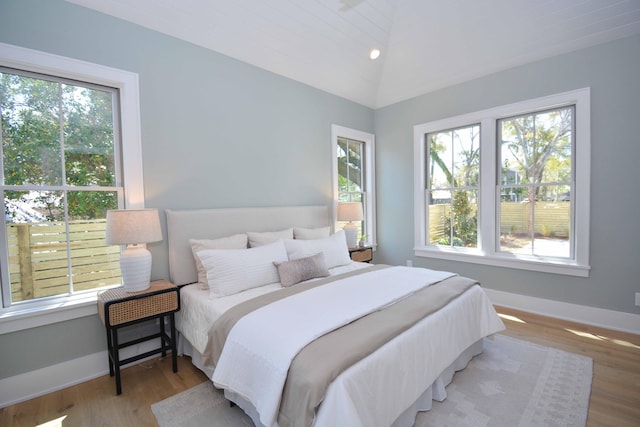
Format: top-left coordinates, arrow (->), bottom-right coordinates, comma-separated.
105,209 -> 162,292
337,202 -> 363,248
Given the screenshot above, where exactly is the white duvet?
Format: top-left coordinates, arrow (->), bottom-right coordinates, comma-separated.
212,266 -> 455,427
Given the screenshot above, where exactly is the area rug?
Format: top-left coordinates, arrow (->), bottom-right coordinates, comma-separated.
151,335 -> 593,427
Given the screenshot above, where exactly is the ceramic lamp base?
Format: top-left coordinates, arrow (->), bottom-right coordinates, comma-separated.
120,244 -> 152,292
343,223 -> 359,248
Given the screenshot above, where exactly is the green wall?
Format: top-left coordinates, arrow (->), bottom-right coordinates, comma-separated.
0,0 -> 373,378
374,33 -> 640,316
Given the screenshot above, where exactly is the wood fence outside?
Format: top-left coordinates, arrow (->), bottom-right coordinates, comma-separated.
429,201 -> 570,242
6,219 -> 122,302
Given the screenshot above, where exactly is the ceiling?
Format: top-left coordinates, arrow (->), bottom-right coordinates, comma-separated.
68,0 -> 640,108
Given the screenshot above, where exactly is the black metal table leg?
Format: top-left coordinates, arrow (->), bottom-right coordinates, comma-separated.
170,312 -> 177,373
112,327 -> 122,395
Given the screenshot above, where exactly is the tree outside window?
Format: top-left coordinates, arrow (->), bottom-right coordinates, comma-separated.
427,125 -> 479,248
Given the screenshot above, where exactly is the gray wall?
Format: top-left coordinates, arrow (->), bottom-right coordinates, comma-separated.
0,0 -> 373,378
1,0 -> 638,382
375,33 -> 640,316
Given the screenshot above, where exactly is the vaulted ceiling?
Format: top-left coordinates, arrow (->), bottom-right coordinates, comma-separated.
68,0 -> 640,108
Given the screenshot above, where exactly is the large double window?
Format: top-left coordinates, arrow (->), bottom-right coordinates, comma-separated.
414,89 -> 590,276
0,43 -> 143,329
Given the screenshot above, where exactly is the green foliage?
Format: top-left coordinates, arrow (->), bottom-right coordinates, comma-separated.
2,71 -> 118,221
441,191 -> 478,247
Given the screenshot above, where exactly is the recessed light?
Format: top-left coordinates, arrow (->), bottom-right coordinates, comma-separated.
370,49 -> 381,60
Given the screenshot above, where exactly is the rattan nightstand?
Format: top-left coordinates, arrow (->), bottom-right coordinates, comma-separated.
349,246 -> 373,263
97,279 -> 180,395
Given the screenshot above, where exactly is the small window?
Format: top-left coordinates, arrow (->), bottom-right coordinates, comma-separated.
332,125 -> 376,247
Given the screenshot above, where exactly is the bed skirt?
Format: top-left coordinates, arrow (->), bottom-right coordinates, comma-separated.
178,333 -> 484,427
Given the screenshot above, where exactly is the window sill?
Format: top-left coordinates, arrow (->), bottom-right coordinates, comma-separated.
414,247 -> 590,277
0,293 -> 99,335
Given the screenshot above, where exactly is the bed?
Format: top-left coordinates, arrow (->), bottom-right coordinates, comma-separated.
166,205 -> 505,427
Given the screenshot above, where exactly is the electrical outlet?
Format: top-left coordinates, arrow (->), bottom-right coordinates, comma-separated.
406,260 -> 413,267
636,292 -> 640,307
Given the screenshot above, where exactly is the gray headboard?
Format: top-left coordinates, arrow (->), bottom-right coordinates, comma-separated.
165,205 -> 330,286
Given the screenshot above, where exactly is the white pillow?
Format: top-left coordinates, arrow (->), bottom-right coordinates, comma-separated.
189,234 -> 248,290
247,228 -> 293,247
293,226 -> 331,240
197,240 -> 288,298
284,230 -> 351,269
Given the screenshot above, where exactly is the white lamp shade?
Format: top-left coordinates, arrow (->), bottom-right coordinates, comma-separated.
105,209 -> 162,292
337,202 -> 363,222
105,209 -> 162,245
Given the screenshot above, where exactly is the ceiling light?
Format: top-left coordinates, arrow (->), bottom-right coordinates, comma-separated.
370,49 -> 381,60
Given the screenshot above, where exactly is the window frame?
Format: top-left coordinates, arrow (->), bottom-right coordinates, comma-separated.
413,88 -> 590,277
0,43 -> 144,333
331,124 -> 376,248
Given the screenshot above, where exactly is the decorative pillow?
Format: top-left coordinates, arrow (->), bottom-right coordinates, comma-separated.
196,240 -> 288,298
274,252 -> 330,287
284,230 -> 351,269
247,228 -> 294,247
293,226 -> 331,240
189,234 -> 248,290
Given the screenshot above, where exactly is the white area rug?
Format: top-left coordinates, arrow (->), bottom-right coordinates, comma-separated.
152,335 -> 592,427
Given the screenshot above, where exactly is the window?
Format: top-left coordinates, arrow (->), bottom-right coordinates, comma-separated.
0,43 -> 143,330
498,107 -> 574,258
414,89 -> 590,277
332,125 -> 376,247
427,125 -> 480,248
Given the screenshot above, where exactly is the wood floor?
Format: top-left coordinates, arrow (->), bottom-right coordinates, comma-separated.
1,306 -> 638,427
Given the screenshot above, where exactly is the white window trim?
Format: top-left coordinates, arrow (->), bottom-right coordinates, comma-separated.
0,43 -> 144,333
413,88 -> 591,277
331,124 -> 376,248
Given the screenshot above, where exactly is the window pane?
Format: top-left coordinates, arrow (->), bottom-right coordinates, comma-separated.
63,85 -> 117,187
337,138 -> 363,193
4,190 -> 120,302
427,125 -> 479,248
1,73 -> 63,186
429,132 -> 453,188
499,186 -> 570,258
428,190 -> 450,245
453,127 -> 480,187
67,191 -> 121,291
5,190 -> 69,302
498,107 -> 573,258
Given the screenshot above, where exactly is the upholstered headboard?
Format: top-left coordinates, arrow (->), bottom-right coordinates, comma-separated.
165,205 -> 330,286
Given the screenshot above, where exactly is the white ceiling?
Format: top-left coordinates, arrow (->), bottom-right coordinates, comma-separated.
68,0 -> 640,108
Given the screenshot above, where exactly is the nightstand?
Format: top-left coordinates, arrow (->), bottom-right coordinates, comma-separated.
97,280 -> 180,395
349,246 -> 373,263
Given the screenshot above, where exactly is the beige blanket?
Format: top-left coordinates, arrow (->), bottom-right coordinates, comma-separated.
204,266 -> 478,427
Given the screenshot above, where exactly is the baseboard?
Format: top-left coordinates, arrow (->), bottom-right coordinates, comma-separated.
485,288 -> 640,335
0,322 -> 162,408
